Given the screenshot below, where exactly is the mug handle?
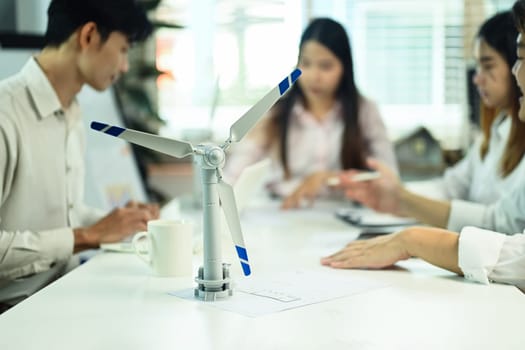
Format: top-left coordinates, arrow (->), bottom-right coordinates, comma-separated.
132,231 -> 150,265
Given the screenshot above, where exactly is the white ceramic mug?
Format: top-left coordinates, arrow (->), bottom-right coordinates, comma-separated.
132,219 -> 193,277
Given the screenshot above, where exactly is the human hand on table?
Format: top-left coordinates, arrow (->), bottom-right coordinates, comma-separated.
281,171 -> 334,209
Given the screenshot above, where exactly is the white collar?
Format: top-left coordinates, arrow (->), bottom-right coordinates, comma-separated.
490,112 -> 512,141
20,57 -> 64,120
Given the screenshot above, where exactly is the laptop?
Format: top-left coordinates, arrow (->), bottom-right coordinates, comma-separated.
233,158 -> 272,214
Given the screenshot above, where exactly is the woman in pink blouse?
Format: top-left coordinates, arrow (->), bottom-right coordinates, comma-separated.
225,18 -> 397,209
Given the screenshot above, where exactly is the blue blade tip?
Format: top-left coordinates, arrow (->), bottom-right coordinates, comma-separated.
91,121 -> 107,131
291,68 -> 301,83
106,126 -> 125,137
240,262 -> 251,276
235,246 -> 248,261
278,77 -> 290,96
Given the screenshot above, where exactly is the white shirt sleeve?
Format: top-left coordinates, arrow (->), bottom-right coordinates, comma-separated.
458,226 -> 525,288
447,200 -> 487,233
447,185 -> 525,234
0,228 -> 74,282
441,139 -> 479,200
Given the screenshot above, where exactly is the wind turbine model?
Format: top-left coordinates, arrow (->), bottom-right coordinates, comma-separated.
91,68 -> 301,301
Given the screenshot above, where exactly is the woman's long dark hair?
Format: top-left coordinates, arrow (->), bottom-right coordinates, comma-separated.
269,18 -> 366,178
477,11 -> 525,177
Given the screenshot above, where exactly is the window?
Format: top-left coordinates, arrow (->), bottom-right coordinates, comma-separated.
156,0 -> 517,149
156,0 -> 302,141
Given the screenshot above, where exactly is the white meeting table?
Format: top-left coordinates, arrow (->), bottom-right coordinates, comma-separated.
0,199 -> 524,350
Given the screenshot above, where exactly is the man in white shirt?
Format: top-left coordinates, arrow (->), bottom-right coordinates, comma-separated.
0,0 -> 159,294
321,0 -> 525,289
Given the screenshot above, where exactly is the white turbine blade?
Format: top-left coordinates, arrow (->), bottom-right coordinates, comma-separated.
91,121 -> 194,159
217,179 -> 251,276
228,68 -> 301,143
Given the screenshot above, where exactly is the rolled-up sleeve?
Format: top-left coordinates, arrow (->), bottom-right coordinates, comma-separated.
447,186 -> 525,234
0,228 -> 74,281
459,226 -> 525,288
458,226 -> 506,284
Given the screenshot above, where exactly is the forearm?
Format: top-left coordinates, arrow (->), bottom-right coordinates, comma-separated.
402,227 -> 461,274
73,227 -> 98,252
313,170 -> 338,182
399,188 -> 451,228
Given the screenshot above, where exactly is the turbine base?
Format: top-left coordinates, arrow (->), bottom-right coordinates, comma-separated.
194,264 -> 233,301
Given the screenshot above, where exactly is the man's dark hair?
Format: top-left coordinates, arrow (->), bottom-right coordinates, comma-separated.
44,0 -> 153,47
513,0 -> 525,32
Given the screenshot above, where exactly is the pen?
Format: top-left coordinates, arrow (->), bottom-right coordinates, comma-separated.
326,171 -> 381,186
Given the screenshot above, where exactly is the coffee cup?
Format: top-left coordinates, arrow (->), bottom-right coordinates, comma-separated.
132,219 -> 193,277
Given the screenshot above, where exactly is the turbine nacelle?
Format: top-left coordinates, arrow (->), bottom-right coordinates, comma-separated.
196,144 -> 226,169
